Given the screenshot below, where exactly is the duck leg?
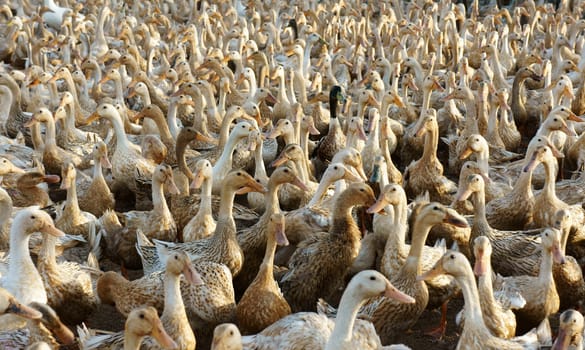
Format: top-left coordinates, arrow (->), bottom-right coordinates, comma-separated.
425,301 -> 448,340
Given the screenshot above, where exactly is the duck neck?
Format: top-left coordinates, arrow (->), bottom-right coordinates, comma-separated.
471,187 -> 491,239
167,101 -> 179,140
477,258 -> 497,306
458,265 -> 490,335
542,158 -> 558,201
148,114 -> 173,146
405,217 -> 434,275
162,270 -> 186,322
152,179 -> 169,216
43,116 -> 58,150
214,132 -> 244,179
476,148 -> 490,177
108,113 -> 133,151
511,167 -> 534,200
325,285 -> 365,349
218,186 -> 236,223
218,111 -> 239,149
539,245 -> 554,286
330,192 -> 358,238
176,136 -> 193,180
257,230 -> 277,284
420,124 -> 438,163
463,97 -> 479,135
65,176 -> 81,217
114,77 -> 124,104
277,74 -> 289,104
308,174 -> 334,207
64,103 -> 78,137
253,143 -> 267,181
199,176 -> 213,216
93,157 -> 105,182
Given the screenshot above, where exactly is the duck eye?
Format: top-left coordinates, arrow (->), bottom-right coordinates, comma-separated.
360,189 -> 364,192
31,215 -> 36,219
230,330 -> 234,335
450,254 -> 455,259
284,169 -> 289,173
174,255 -> 178,260
333,166 -> 338,170
139,313 -> 144,319
237,172 -> 241,176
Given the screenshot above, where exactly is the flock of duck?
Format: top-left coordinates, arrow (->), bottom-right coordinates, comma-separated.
2,0 -> 585,349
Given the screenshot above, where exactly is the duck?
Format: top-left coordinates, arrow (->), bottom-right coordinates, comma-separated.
100,163 -> 179,270
455,174 -> 543,276
234,166 -> 308,295
359,202 -> 468,344
0,301 -> 75,348
242,270 -> 414,350
211,323 -> 242,350
311,85 -> 346,178
25,108 -> 83,175
526,146 -> 585,234
1,207 -> 64,305
246,129 -> 270,214
85,103 -> 156,198
464,236 -> 525,339
211,122 -> 257,194
132,104 -> 177,165
279,183 -> 376,312
6,172 -> 60,208
494,228 -> 565,332
78,141 -> 115,217
36,222 -> 97,326
236,213 -> 291,334
78,306 -> 178,350
551,309 -> 584,350
138,169 -> 266,276
96,256 -> 236,335
55,162 -> 97,238
551,209 -> 585,311
418,251 -> 552,350
183,159 -> 216,242
403,109 -> 457,204
147,251 -> 203,350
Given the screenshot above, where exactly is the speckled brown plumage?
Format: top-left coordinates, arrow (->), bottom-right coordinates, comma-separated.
280,183 -> 376,312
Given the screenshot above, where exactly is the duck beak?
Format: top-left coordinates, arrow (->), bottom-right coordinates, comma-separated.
308,123 -> 320,135
292,175 -> 309,192
473,250 -> 487,276
415,125 -> 426,138
166,178 -> 180,195
275,220 -> 289,246
100,156 -> 112,169
561,124 -> 577,137
356,123 -> 367,141
443,210 -> 469,228
236,178 -> 267,195
417,262 -> 445,281
270,154 -> 288,168
48,74 -> 60,84
190,170 -> 205,189
98,76 -> 110,85
183,262 -> 204,286
85,111 -> 100,124
27,78 -> 41,87
367,197 -> 387,214
54,321 -> 75,345
151,316 -> 178,349
127,89 -> 137,98
43,174 -> 61,184
459,146 -> 473,160
6,299 -> 42,320
266,93 -> 278,105
455,187 -> 473,202
343,167 -> 362,183
248,138 -> 257,151
567,110 -> 584,122
265,127 -> 281,139
523,152 -> 541,173
553,241 -> 566,265
40,224 -> 66,238
194,132 -> 218,145
393,95 -> 405,108
24,117 -> 38,128
385,281 -> 415,303
551,328 -> 569,350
